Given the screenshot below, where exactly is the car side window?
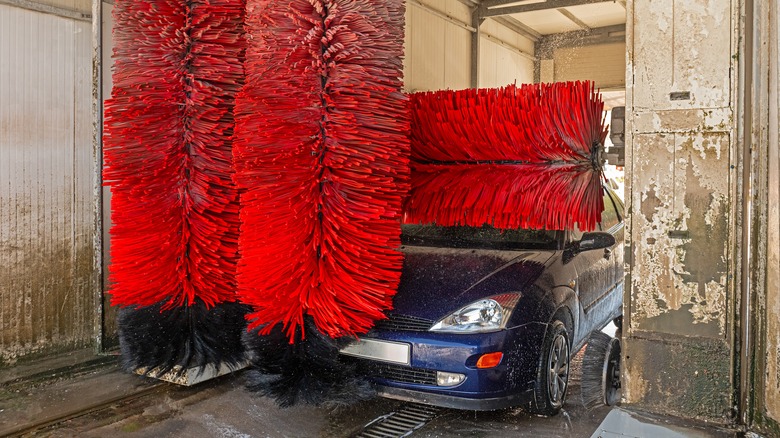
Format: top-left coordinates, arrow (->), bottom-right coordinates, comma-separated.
567,223 -> 584,247
600,191 -> 621,232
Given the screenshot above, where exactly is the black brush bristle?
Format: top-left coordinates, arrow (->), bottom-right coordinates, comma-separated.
118,301 -> 251,378
243,317 -> 375,409
580,331 -> 621,410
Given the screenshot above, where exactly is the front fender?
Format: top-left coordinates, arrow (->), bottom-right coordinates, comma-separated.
508,285 -> 577,335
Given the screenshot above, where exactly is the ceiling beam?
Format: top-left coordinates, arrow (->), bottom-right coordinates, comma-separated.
454,0 -> 480,7
556,7 -> 592,31
479,0 -> 606,17
491,16 -> 542,41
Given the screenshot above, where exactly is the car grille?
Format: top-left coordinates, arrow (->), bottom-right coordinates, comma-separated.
372,314 -> 434,332
358,361 -> 437,385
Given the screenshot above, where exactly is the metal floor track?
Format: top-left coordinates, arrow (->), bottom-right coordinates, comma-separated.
355,403 -> 441,438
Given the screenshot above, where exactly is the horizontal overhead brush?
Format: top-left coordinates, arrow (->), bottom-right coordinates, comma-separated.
406,81 -> 608,232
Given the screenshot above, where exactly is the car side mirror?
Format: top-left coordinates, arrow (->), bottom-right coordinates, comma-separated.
577,232 -> 615,252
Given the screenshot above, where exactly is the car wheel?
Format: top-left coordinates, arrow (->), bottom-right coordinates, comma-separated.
531,319 -> 570,416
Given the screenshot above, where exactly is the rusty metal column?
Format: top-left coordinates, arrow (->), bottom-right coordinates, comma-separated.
91,0 -> 105,353
623,0 -> 739,423
740,0 -> 780,433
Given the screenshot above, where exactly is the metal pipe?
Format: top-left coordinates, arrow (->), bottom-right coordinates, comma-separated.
470,10 -> 482,88
480,32 -> 537,61
0,0 -> 90,22
738,0 -> 755,424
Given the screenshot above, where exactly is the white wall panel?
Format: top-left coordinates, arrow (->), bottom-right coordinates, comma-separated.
406,1 -> 446,91
404,0 -> 535,92
442,2 -> 471,91
0,5 -> 94,364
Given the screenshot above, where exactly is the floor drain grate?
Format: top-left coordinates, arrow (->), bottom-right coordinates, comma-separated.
355,403 -> 441,438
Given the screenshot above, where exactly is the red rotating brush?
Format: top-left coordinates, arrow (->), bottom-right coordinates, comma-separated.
103,0 -> 248,376
406,82 -> 608,232
234,0 -> 408,406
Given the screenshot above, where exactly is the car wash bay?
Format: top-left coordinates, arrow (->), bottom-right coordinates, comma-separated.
0,0 -> 778,437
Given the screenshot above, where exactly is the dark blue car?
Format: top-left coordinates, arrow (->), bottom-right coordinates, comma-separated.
341,186 -> 624,415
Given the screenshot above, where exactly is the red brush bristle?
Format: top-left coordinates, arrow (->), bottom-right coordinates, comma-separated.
406,82 -> 607,232
234,0 -> 409,341
104,0 -> 245,309
405,163 -> 603,232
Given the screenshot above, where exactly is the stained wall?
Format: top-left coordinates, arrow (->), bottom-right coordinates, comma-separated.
0,3 -> 96,364
623,0 -> 737,421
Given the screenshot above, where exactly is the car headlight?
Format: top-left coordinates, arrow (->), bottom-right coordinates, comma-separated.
429,293 -> 521,334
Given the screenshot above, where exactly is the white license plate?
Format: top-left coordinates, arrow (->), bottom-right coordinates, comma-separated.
340,338 -> 411,365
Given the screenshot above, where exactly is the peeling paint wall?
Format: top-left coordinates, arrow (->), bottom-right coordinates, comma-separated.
630,132 -> 729,337
624,0 -> 736,421
0,4 -> 96,365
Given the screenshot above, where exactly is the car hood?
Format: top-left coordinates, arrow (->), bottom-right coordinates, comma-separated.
389,245 -> 553,322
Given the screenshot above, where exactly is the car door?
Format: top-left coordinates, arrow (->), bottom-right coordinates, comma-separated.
582,188 -> 624,330
566,229 -> 610,343
603,188 -> 625,296
568,187 -> 624,338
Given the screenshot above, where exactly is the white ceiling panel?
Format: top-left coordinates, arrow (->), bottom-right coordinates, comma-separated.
508,10 -> 583,34
562,2 -> 627,28
503,1 -> 626,35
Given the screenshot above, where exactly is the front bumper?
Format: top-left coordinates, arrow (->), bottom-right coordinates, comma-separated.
377,385 -> 535,411
343,321 -> 549,411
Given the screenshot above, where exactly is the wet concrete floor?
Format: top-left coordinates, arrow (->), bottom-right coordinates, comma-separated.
2,349 -> 612,438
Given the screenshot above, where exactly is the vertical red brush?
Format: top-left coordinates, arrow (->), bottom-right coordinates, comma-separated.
234,0 -> 409,406
406,82 -> 608,232
103,0 -> 248,376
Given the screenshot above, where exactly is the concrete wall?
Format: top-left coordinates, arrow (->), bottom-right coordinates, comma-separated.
0,3 -> 96,364
552,42 -> 626,90
623,0 -> 737,422
536,24 -> 627,92
403,0 -> 535,92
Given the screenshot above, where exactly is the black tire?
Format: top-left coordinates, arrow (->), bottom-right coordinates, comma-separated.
530,319 -> 571,416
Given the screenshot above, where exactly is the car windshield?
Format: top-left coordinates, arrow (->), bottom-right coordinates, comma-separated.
401,223 -> 560,251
